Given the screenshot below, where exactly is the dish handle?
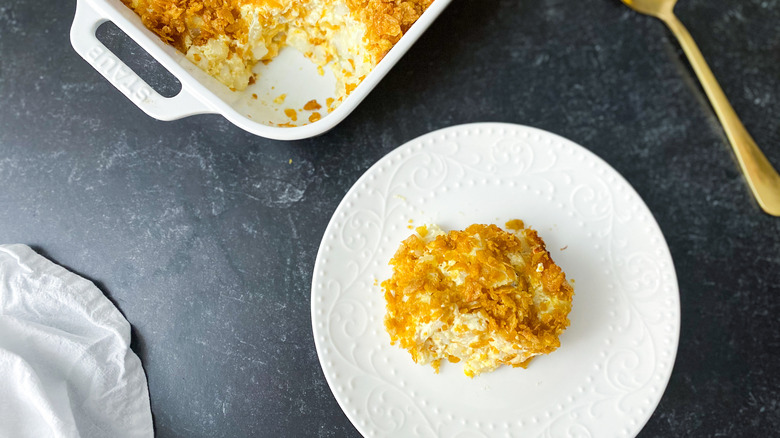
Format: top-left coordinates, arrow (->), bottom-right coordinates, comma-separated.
69,0 -> 212,121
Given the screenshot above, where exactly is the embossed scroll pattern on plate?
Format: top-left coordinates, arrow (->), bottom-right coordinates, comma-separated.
312,123 -> 680,438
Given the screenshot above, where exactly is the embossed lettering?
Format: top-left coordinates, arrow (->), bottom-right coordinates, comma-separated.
94,53 -> 117,74
110,64 -> 133,82
89,45 -> 155,103
113,66 -> 137,91
134,86 -> 152,102
86,46 -> 104,62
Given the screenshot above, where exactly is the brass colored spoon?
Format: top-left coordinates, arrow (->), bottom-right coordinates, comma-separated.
621,0 -> 780,216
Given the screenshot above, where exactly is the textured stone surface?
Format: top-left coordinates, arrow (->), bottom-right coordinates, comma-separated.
1,0 -> 778,436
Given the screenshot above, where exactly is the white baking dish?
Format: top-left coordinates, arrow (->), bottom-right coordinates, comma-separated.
70,0 -> 451,140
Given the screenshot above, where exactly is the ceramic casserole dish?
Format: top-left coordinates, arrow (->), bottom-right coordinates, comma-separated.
70,0 -> 451,140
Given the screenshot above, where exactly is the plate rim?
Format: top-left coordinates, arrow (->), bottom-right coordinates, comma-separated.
311,122 -> 681,437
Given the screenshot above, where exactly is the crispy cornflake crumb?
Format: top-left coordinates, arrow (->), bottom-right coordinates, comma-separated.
252,93 -> 258,99
381,222 -> 573,377
303,99 -> 322,111
308,112 -> 321,123
274,94 -> 287,104
505,219 -> 525,231
284,108 -> 298,121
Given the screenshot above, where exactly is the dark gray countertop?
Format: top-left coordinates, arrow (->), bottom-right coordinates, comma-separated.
1,0 -> 779,436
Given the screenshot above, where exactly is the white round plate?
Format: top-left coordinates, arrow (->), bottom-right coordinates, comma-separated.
311,123 -> 680,437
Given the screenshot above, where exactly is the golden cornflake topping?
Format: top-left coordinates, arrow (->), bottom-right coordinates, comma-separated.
348,0 -> 434,61
381,222 -> 573,377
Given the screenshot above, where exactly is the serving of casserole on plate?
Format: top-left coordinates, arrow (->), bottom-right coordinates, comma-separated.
70,0 -> 451,139
311,123 -> 680,437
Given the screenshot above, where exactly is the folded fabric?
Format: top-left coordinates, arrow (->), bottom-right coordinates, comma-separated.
0,244 -> 153,438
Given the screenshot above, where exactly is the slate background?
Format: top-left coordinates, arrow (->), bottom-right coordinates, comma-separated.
1,0 -> 779,436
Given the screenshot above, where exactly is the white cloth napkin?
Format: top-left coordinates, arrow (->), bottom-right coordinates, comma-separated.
0,244 -> 153,438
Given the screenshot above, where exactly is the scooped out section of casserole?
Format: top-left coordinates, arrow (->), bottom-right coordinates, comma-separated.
121,0 -> 433,121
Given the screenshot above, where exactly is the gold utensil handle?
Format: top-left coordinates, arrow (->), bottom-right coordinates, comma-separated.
662,14 -> 780,216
